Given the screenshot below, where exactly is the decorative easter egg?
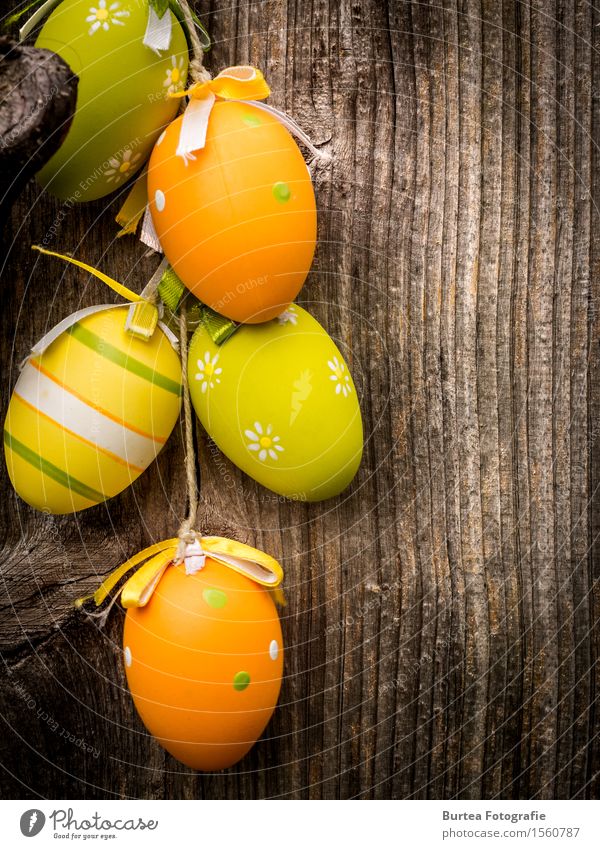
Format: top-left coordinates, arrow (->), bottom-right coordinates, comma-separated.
188,305 -> 363,501
123,558 -> 284,770
147,101 -> 317,323
4,306 -> 182,514
35,0 -> 189,201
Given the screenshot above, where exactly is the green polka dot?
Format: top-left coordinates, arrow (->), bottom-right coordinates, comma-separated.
272,181 -> 291,203
202,588 -> 228,609
233,671 -> 251,691
243,112 -> 262,127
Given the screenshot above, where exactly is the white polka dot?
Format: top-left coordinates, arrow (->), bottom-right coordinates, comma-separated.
269,639 -> 279,661
157,130 -> 166,146
155,189 -> 165,212
124,646 -> 132,667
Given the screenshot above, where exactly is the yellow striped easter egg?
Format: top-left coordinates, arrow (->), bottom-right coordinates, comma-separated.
4,306 -> 182,514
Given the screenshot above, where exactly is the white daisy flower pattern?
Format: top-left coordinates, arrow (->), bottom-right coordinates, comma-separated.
163,56 -> 186,94
86,0 -> 129,35
195,352 -> 222,393
277,306 -> 298,326
328,356 -> 352,397
104,148 -> 141,183
245,422 -> 284,462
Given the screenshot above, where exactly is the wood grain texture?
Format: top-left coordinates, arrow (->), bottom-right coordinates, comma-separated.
0,0 -> 598,799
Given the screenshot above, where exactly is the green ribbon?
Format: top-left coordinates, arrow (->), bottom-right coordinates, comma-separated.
158,265 -> 186,312
5,0 -> 62,38
202,306 -> 239,345
4,0 -> 47,29
158,266 -> 238,345
149,0 -> 170,17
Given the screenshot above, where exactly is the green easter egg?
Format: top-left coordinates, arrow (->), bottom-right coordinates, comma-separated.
188,306 -> 363,501
35,0 -> 188,201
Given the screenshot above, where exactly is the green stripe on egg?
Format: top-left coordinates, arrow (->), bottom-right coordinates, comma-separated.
66,323 -> 182,396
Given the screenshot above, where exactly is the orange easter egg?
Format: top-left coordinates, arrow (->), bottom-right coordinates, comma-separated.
147,101 -> 317,323
123,558 -> 284,771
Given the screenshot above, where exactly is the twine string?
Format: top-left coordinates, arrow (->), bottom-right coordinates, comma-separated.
175,303 -> 199,562
80,589 -> 121,627
158,3 -> 204,542
174,1 -> 205,552
177,0 -> 212,83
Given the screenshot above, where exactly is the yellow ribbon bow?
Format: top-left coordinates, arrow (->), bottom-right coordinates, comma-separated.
31,245 -> 162,341
170,65 -> 271,102
75,535 -> 285,610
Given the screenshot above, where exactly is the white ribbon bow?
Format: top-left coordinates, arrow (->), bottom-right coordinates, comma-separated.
176,96 -> 329,165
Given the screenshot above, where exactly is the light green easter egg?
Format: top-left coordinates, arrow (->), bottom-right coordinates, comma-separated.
35,0 -> 189,201
188,306 -> 363,501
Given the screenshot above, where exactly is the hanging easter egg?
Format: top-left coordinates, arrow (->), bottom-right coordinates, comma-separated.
147,68 -> 317,323
35,0 -> 189,201
122,540 -> 284,770
188,305 -> 363,501
4,305 -> 182,514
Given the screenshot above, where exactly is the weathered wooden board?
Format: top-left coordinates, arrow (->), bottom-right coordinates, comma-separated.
0,0 -> 597,799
